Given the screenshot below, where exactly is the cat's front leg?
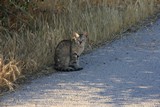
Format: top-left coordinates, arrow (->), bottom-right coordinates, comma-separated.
70,54 -> 83,71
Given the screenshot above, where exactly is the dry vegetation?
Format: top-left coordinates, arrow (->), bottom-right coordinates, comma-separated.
0,0 -> 159,92
0,57 -> 20,91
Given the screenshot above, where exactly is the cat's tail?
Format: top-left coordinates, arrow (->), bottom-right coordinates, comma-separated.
54,66 -> 83,72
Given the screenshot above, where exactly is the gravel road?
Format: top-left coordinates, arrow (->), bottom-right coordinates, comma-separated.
0,18 -> 160,107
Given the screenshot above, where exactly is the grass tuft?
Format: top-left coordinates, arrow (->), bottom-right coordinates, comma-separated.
0,56 -> 20,91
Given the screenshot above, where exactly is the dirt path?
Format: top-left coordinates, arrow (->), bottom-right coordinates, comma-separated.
1,19 -> 160,107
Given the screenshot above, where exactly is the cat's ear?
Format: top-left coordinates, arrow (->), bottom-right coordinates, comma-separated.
83,32 -> 88,37
72,32 -> 79,40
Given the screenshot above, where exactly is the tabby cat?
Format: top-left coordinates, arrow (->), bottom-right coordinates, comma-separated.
54,32 -> 88,71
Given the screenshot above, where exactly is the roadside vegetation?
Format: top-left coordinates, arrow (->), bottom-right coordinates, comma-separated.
0,0 -> 159,92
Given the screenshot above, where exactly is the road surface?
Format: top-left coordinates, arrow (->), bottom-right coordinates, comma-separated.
0,18 -> 160,107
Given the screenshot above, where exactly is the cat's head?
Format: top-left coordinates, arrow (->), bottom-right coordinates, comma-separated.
72,32 -> 88,46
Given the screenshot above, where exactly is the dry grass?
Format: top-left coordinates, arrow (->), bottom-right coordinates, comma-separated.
0,0 -> 158,91
0,56 -> 20,91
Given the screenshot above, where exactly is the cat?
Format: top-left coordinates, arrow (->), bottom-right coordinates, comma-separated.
54,32 -> 88,71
